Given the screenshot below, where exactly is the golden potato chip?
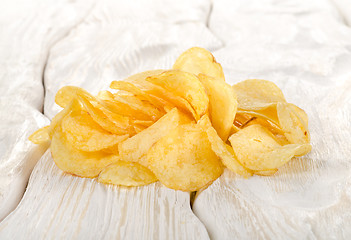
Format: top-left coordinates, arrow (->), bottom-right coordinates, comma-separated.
245,117 -> 284,136
233,112 -> 255,128
146,123 -> 223,191
122,77 -> 198,119
77,93 -> 129,134
254,169 -> 278,176
237,104 -> 280,126
230,124 -> 241,135
198,74 -> 237,140
289,103 -> 309,127
277,102 -> 310,145
133,124 -> 147,134
124,69 -> 165,82
146,70 -> 209,120
62,111 -> 128,152
98,98 -> 152,121
198,115 -> 252,178
98,161 -> 157,187
55,86 -> 94,108
51,128 -> 119,178
233,79 -> 286,110
119,108 -> 193,166
229,124 -> 311,171
48,98 -> 82,138
113,93 -> 163,121
97,90 -> 115,101
29,125 -> 50,144
244,117 -> 289,145
131,120 -> 154,128
173,47 -> 225,81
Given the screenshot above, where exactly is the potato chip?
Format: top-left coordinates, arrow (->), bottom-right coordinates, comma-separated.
98,161 -> 157,187
124,69 -> 165,82
131,120 -> 154,128
237,104 -> 280,126
198,74 -> 237,140
122,77 -> 198,119
29,125 -> 50,144
112,93 -> 163,121
198,115 -> 252,178
62,111 -> 128,152
229,124 -> 311,171
98,98 -> 152,121
48,98 -> 82,138
97,90 -> 115,101
146,70 -> 209,120
254,169 -> 278,176
277,102 -> 310,145
233,79 -> 286,110
77,93 -> 129,134
51,128 -> 120,178
233,112 -> 255,128
173,47 -> 225,81
146,123 -> 223,191
55,86 -> 94,108
119,108 -> 193,166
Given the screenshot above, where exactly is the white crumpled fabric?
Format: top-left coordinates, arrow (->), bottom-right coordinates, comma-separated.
0,0 -> 350,239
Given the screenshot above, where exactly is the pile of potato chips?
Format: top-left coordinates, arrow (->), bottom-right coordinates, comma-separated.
29,47 -> 311,191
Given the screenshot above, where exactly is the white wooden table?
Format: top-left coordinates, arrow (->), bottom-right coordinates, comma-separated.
1,0 -> 351,239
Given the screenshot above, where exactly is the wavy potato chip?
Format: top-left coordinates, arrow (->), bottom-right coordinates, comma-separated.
233,79 -> 286,110
113,93 -> 164,121
62,111 -> 128,152
146,123 -> 223,191
77,93 -> 129,134
146,70 -> 209,120
124,77 -> 198,119
198,74 -> 237,141
29,126 -> 50,144
98,161 -> 157,187
119,108 -> 193,166
51,128 -> 120,178
48,98 -> 82,138
277,102 -> 310,145
198,115 -> 252,178
229,124 -> 311,171
173,47 -> 225,81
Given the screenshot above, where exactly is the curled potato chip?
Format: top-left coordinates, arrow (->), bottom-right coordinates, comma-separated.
198,115 -> 252,178
233,79 -> 286,110
146,123 -> 223,191
29,126 -> 50,144
113,93 -> 163,121
254,169 -> 278,176
55,86 -> 82,108
173,47 -> 225,81
77,93 -> 129,134
97,90 -> 115,101
229,124 -> 311,171
48,98 -> 82,138
277,102 -> 310,145
98,161 -> 157,187
51,128 -> 119,178
123,77 -> 198,119
119,108 -> 193,166
198,74 -> 237,140
124,69 -> 165,82
62,111 -> 128,152
237,104 -> 280,126
146,70 -> 209,120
